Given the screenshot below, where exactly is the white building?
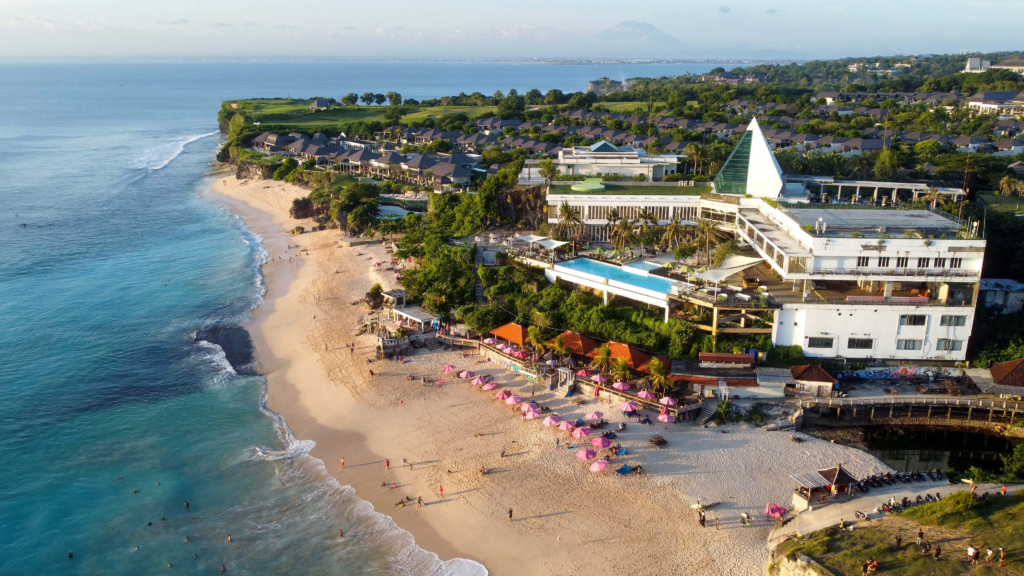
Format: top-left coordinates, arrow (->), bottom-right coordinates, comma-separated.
553,140 -> 679,181
964,57 -> 991,73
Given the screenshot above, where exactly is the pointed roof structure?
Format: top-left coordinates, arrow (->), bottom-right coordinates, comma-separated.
791,364 -> 837,384
548,330 -> 599,356
586,341 -> 651,370
712,117 -> 784,198
490,322 -> 529,347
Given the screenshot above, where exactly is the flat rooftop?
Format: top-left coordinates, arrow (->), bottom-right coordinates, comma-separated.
784,208 -> 960,236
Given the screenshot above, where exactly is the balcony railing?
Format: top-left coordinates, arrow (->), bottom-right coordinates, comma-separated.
806,267 -> 979,278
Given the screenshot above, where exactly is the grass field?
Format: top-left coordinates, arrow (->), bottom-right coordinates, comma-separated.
777,491 -> 1024,575
979,193 -> 1024,214
549,183 -> 702,196
230,99 -> 497,128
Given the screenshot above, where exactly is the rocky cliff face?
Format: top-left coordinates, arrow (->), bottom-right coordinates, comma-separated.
237,160 -> 275,180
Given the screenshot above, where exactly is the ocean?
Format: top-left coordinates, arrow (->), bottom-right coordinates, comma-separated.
0,61 -> 713,574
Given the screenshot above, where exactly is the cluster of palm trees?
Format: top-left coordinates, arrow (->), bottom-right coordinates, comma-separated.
1000,176 -> 1024,206
587,344 -> 675,395
682,141 -> 733,178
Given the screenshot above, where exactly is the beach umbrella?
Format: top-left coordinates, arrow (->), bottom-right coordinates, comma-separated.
505,395 -> 523,405
585,411 -> 604,420
394,272 -> 401,279
590,459 -> 610,473
575,369 -> 590,377
459,370 -> 475,379
591,437 -> 612,449
483,338 -> 497,344
571,426 -> 591,439
620,401 -> 638,412
442,365 -> 456,374
590,375 -> 608,383
545,360 -> 558,366
658,414 -> 676,423
495,390 -> 511,400
576,448 -> 597,461
612,381 -> 630,391
592,247 -> 605,255
482,382 -> 498,391
557,421 -> 575,431
659,397 -> 677,406
638,390 -> 655,399
471,376 -> 486,386
520,402 -> 539,413
525,409 -> 543,420
542,415 -> 561,427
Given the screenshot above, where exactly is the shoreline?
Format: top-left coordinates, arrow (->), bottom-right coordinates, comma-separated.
204,174 -> 897,576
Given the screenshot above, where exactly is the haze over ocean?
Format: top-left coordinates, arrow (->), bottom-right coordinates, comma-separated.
0,61 -> 714,574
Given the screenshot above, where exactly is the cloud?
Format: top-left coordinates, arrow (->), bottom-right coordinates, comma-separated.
241,21 -> 264,27
273,24 -> 303,30
210,22 -> 234,28
765,8 -> 778,14
159,19 -> 189,26
719,5 -> 730,13
6,15 -> 106,32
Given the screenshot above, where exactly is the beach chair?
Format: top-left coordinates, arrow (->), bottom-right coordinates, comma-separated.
616,465 -> 633,475
615,448 -> 627,455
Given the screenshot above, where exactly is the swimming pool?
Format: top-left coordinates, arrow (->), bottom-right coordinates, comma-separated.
555,259 -> 678,295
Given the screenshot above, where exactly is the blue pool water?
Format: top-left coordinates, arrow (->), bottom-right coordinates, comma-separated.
556,259 -> 678,294
623,261 -> 663,273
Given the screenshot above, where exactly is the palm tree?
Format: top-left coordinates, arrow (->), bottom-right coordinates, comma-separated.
695,218 -> 724,266
555,200 -> 582,240
683,143 -> 702,175
921,187 -> 945,209
609,218 -> 637,256
999,176 -> 1024,209
636,208 -> 658,233
588,344 -> 613,375
552,335 -> 572,362
645,358 -> 674,396
661,217 -> 689,250
845,155 -> 872,180
526,326 -> 547,355
609,357 -> 630,384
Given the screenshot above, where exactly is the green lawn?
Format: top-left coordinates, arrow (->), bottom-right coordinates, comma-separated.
549,183 -> 702,196
229,99 -> 496,128
599,101 -> 648,113
979,193 -> 1024,214
777,491 -> 1024,575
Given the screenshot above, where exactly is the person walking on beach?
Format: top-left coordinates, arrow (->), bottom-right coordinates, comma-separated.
986,548 -> 994,564
403,458 -> 408,469
227,534 -> 232,543
417,496 -> 423,507
715,517 -> 719,531
508,508 -> 513,521
340,457 -> 344,469
894,535 -> 902,551
438,486 -> 443,500
916,529 -> 923,546
934,545 -> 941,561
339,529 -> 344,538
385,459 -> 390,472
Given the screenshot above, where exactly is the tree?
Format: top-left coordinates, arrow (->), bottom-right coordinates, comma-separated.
383,106 -> 403,125
373,93 -> 387,106
711,239 -> 739,267
360,92 -> 375,106
440,96 -> 450,112
609,357 -> 630,383
661,217 -> 689,249
588,344 -> 613,374
544,89 -> 564,106
920,187 -> 945,209
527,326 -> 548,355
341,93 -> 358,106
874,147 -> 899,180
386,91 -> 402,106
552,334 -> 572,361
645,358 -> 674,395
423,139 -> 454,154
497,93 -> 526,120
609,218 -> 637,255
673,243 -> 697,263
684,143 -> 703,175
538,158 -> 557,181
695,219 -> 724,265
845,154 -> 872,180
914,139 -> 942,158
603,207 -> 622,236
555,201 -> 582,240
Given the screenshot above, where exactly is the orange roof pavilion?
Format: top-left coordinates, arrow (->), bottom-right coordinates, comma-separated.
490,322 -> 528,347
548,330 -> 599,356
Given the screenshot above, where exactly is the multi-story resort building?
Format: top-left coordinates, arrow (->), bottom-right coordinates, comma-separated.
539,118 -> 984,362
553,140 -> 680,181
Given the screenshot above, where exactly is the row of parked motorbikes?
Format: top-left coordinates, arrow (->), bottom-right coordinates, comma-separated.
853,469 -> 945,494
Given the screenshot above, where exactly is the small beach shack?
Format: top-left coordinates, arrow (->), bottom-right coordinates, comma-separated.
386,306 -> 437,333
490,322 -> 529,347
381,289 -> 408,308
790,364 -> 838,397
791,463 -> 859,511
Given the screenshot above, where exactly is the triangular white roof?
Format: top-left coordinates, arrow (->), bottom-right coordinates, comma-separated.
745,117 -> 785,198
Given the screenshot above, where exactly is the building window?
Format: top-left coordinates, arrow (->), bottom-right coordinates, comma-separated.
937,339 -> 963,351
896,256 -> 908,268
899,315 -> 927,326
896,339 -> 923,350
807,337 -> 834,348
940,315 -> 967,327
917,258 -> 930,268
847,338 -> 874,350
878,257 -> 890,267
934,257 -> 946,268
950,258 -> 963,269
857,256 -> 869,267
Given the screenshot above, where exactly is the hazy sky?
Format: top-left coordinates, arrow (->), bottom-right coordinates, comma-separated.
1,0 -> 1020,61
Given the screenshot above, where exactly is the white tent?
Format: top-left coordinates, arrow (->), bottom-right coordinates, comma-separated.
515,234 -> 547,244
536,239 -> 570,250
718,255 -> 764,270
693,255 -> 765,284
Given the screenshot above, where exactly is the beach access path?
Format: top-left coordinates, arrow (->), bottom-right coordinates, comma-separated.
206,175 -> 894,576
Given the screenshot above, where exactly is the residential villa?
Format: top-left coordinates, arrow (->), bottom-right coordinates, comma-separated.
552,141 -> 680,181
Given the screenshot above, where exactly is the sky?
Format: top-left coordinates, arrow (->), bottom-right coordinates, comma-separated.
0,0 -> 1020,61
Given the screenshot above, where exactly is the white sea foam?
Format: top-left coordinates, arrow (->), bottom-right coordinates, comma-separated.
130,131 -> 218,170
195,340 -> 236,376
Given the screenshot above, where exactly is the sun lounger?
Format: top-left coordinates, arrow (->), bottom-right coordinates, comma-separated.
616,465 -> 633,475
615,448 -> 627,455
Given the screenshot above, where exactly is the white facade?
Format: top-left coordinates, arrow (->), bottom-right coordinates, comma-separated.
546,190 -> 704,241
554,141 -> 679,181
964,57 -> 991,73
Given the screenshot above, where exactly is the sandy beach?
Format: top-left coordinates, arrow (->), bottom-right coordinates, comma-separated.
205,174 -> 893,576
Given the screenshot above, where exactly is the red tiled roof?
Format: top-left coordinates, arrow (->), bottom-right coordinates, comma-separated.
586,341 -> 651,370
990,358 -> 1024,387
490,322 -> 528,347
699,352 -> 755,365
637,355 -> 673,375
791,364 -> 837,384
548,331 -> 599,356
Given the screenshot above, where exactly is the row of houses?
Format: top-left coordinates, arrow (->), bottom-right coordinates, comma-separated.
760,127 -> 1024,157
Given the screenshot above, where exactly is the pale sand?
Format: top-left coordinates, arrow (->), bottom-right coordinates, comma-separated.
205,175 -> 892,576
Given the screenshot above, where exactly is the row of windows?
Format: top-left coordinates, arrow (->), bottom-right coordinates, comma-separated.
856,256 -> 963,269
566,205 -> 699,222
898,314 -> 968,326
807,337 -> 964,351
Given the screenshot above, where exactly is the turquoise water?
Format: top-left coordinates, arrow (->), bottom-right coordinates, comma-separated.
0,61 -> 713,574
556,259 -> 677,294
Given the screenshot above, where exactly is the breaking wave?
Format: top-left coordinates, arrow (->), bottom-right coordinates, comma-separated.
130,131 -> 219,170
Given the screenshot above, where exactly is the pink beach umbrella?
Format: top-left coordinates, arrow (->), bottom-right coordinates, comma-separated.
589,459 -> 610,473
505,395 -> 523,405
590,374 -> 608,383
524,409 -> 543,420
637,390 -> 655,399
483,338 -> 497,344
442,365 -> 456,374
658,397 -> 677,406
575,369 -> 590,377
542,415 -> 561,427
585,411 -> 604,420
591,437 -> 612,449
612,381 -> 630,391
576,448 -> 597,461
495,390 -> 511,400
471,376 -> 486,386
520,402 -> 539,413
571,426 -> 591,439
481,382 -> 498,391
545,360 -> 559,366
557,421 -> 575,432
620,401 -> 638,412
459,370 -> 474,378
394,272 -> 401,279
658,414 -> 676,423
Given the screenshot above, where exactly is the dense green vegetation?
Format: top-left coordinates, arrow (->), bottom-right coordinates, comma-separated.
777,489 -> 1024,575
